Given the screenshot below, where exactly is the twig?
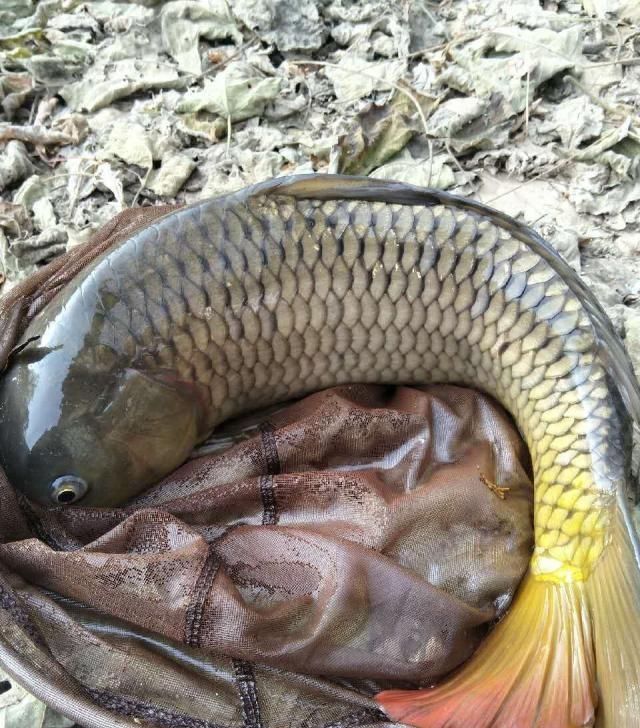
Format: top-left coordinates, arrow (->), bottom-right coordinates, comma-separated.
491,29 -> 640,70
484,159 -> 572,205
585,56 -> 640,68
604,19 -> 624,64
444,139 -> 464,174
403,31 -> 481,60
131,168 -> 150,208
524,67 -> 531,137
186,40 -> 256,83
622,29 -> 640,46
34,170 -> 94,183
478,470 -> 510,500
0,124 -> 73,147
67,161 -> 95,217
222,71 -> 233,157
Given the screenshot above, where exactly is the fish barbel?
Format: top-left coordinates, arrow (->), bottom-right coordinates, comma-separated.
0,175 -> 638,727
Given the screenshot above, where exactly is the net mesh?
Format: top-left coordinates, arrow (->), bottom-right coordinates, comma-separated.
0,205 -> 534,728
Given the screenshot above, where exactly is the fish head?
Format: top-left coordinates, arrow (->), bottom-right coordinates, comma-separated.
0,345 -> 206,507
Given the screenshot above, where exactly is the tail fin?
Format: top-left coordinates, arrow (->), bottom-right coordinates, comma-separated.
586,499 -> 640,728
375,573 -> 597,727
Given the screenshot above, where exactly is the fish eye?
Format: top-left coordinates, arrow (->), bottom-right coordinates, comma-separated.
49,475 -> 89,505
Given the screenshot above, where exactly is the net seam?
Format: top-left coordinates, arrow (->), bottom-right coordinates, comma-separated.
184,549 -> 219,648
321,707 -> 390,728
259,421 -> 280,526
0,576 -> 45,646
233,660 -> 263,728
259,475 -> 278,526
86,688 -> 229,728
229,421 -> 281,728
259,423 -> 281,475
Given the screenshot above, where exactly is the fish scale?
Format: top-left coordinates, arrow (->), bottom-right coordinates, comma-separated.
190,197 -> 619,577
4,189 -> 625,583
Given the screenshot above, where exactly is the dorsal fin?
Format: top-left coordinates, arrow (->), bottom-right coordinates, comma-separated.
239,173 -> 640,430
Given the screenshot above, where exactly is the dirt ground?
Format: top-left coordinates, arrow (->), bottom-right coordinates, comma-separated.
1,0 -> 640,724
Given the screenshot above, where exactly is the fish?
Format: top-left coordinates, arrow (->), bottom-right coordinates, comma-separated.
0,174 -> 639,727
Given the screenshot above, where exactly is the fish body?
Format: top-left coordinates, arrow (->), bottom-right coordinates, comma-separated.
0,175 -> 638,726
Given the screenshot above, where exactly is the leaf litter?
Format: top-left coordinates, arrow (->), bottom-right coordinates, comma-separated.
2,0 -> 640,713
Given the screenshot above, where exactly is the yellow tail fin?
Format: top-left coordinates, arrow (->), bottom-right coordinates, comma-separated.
376,573 -> 597,727
586,499 -> 640,728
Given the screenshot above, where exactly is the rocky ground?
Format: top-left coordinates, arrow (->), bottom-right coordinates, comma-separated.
1,0 -> 640,724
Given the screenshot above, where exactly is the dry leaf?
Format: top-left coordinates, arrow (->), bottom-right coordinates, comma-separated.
161,0 -> 240,74
337,94 -> 425,176
176,62 -> 281,122
325,56 -> 407,103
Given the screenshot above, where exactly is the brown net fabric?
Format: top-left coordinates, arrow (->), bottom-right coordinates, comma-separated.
0,207 -> 534,728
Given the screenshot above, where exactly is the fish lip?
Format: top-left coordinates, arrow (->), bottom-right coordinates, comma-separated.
49,475 -> 88,505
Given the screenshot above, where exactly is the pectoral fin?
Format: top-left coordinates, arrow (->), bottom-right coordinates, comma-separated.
98,368 -> 209,489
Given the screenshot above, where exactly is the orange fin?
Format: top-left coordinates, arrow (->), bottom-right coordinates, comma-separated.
375,573 -> 597,727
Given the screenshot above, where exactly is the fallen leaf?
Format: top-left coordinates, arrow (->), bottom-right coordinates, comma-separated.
0,141 -> 36,192
161,0 -> 240,75
472,140 -> 559,178
425,96 -> 487,138
0,27 -> 45,51
63,158 -> 98,204
176,62 -> 281,122
536,96 -> 604,148
425,94 -> 512,153
570,178 -> 640,215
451,25 -> 583,116
580,0 -> 612,17
60,58 -> 183,112
103,122 -> 154,169
146,153 -> 196,197
325,55 -> 407,103
620,0 -> 640,21
371,152 -> 455,189
337,94 -> 422,175
176,112 -> 227,142
13,175 -> 51,210
0,72 -> 32,118
568,118 -> 632,162
0,202 -> 30,237
233,0 -> 327,52
50,113 -> 88,145
10,227 -> 68,263
95,163 -> 125,208
20,48 -> 88,86
32,197 -> 56,231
